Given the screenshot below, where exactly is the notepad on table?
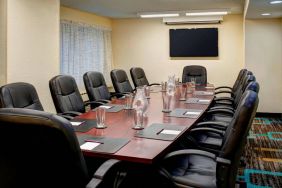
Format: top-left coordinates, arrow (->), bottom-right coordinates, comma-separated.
99,105 -> 112,109
184,111 -> 201,115
198,99 -> 211,103
70,121 -> 84,126
160,129 -> 181,135
80,142 -> 100,150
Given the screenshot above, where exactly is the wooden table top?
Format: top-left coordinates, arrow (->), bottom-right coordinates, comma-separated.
77,85 -> 214,164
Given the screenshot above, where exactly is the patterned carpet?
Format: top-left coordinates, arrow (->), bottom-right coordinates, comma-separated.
238,117 -> 282,188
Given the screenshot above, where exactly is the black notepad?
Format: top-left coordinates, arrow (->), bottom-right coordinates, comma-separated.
77,134 -> 130,154
135,123 -> 186,141
70,119 -> 98,132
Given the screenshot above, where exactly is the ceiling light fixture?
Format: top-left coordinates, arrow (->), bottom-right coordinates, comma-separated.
261,13 -> 271,16
186,11 -> 228,16
140,13 -> 179,18
270,1 -> 282,4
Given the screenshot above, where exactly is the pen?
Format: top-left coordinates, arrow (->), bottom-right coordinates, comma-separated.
84,139 -> 103,144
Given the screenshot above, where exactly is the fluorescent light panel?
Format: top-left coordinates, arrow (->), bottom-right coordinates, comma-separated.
140,13 -> 179,18
186,11 -> 228,16
270,1 -> 282,4
261,13 -> 271,16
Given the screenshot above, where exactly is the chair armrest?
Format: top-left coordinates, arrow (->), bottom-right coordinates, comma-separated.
57,114 -> 74,120
110,92 -> 125,98
86,159 -> 122,188
190,127 -> 225,137
215,90 -> 233,95
209,106 -> 235,112
163,149 -> 216,161
96,99 -> 111,103
216,157 -> 231,188
215,86 -> 232,91
149,83 -> 161,86
84,101 -> 105,108
206,109 -> 234,116
216,157 -> 231,165
59,111 -> 82,116
213,97 -> 234,102
196,121 -> 229,130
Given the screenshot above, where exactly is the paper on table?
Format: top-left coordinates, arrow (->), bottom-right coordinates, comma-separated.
185,111 -> 201,115
161,129 -> 181,135
80,142 -> 100,150
199,99 -> 211,102
100,105 -> 112,109
205,86 -> 214,89
70,121 -> 84,126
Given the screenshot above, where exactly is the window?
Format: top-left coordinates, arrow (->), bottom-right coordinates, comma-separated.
60,20 -> 112,88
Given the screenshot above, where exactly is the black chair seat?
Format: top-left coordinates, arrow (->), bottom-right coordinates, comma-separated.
195,134 -> 223,149
110,69 -> 134,94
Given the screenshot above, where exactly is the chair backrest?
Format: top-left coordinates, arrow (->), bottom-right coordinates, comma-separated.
49,75 -> 85,113
83,71 -> 111,101
218,90 -> 259,187
182,65 -> 207,85
0,108 -> 89,188
130,67 -> 150,88
0,82 -> 44,111
110,69 -> 133,93
232,69 -> 247,92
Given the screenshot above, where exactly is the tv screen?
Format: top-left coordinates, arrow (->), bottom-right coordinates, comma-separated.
169,28 -> 218,57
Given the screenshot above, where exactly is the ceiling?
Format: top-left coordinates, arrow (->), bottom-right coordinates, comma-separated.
60,0 -> 282,19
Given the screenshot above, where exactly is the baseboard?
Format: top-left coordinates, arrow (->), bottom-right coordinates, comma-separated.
256,112 -> 282,118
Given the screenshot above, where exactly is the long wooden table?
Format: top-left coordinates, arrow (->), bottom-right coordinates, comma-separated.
77,86 -> 214,164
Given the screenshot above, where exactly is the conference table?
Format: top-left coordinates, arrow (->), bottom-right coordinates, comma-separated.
75,85 -> 214,164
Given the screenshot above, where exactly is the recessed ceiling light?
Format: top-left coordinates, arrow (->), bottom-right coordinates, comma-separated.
186,11 -> 228,16
261,13 -> 271,16
270,1 -> 282,4
140,13 -> 179,18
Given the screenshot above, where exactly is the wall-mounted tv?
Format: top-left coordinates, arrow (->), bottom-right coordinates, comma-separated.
169,28 -> 218,57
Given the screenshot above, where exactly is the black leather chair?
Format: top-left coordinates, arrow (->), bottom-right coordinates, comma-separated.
49,75 -> 103,117
110,69 -> 134,94
182,65 -> 207,85
160,90 -> 258,188
185,89 -> 259,152
83,71 -> 124,103
0,108 -> 122,188
130,67 -> 160,88
214,69 -> 247,95
0,82 -> 44,111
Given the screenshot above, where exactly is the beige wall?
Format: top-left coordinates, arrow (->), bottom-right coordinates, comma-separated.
60,6 -> 112,28
245,19 -> 282,113
0,0 -> 7,85
6,0 -> 60,112
112,15 -> 244,88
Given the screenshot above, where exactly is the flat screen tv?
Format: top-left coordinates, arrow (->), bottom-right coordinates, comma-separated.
169,28 -> 218,57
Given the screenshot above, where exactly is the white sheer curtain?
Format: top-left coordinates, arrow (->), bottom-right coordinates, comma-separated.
60,20 -> 112,88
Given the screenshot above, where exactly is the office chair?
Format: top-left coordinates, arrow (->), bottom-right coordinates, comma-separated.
214,69 -> 247,95
49,75 -> 103,118
83,71 -> 124,103
184,90 -> 259,154
0,108 -> 122,188
0,82 -> 44,110
182,65 -> 207,85
160,90 -> 258,188
130,67 -> 160,88
110,69 -> 134,94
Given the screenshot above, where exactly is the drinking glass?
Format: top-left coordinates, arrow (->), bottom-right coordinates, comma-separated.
133,109 -> 144,130
179,83 -> 187,101
144,86 -> 150,99
162,92 -> 172,113
124,94 -> 133,109
96,107 -> 106,129
190,77 -> 196,87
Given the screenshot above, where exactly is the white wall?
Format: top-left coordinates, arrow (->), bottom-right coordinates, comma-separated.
112,15 -> 244,88
0,0 -> 7,85
6,0 -> 60,112
245,19 -> 282,113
